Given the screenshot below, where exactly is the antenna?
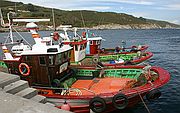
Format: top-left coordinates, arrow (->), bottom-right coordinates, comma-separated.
13,19 -> 50,22
13,18 -> 50,45
80,11 -> 86,28
59,25 -> 72,41
52,8 -> 56,31
7,12 -> 15,43
0,8 -> 5,26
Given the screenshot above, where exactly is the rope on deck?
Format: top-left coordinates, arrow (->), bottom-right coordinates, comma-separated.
138,92 -> 151,113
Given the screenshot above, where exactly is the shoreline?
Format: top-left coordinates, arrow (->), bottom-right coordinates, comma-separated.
1,24 -> 180,32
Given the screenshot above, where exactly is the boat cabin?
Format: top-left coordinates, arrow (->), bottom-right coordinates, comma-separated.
2,20 -> 73,87
63,40 -> 87,63
60,26 -> 88,63
86,36 -> 103,54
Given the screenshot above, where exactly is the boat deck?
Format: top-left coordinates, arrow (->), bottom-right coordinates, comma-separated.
71,78 -> 136,95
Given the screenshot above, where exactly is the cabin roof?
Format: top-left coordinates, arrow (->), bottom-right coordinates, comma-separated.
63,40 -> 87,45
87,37 -> 103,41
21,45 -> 72,55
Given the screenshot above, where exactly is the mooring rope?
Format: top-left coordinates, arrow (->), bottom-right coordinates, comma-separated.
138,92 -> 151,113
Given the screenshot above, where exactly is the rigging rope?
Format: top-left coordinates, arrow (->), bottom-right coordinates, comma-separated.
12,27 -> 32,47
138,92 -> 151,113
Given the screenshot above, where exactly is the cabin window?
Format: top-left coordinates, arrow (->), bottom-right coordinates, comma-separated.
67,51 -> 71,57
39,56 -> 46,65
75,45 -> 78,51
49,56 -> 54,65
63,52 -> 68,61
97,40 -> 100,45
24,56 -> 31,61
90,41 -> 93,45
55,53 -> 62,65
12,49 -> 23,51
47,48 -> 58,52
80,45 -> 83,50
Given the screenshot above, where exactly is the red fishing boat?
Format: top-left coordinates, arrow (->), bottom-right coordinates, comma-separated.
60,27 -> 152,66
84,32 -> 148,55
0,16 -> 170,113
35,65 -> 170,113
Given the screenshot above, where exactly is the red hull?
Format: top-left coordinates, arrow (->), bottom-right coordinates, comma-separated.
40,66 -> 170,113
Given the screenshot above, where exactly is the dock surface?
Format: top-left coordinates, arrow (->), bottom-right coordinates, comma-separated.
0,72 -> 71,113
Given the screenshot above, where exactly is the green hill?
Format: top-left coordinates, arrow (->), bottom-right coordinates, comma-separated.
1,0 -> 180,29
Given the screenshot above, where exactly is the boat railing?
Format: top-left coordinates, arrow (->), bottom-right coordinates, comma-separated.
32,86 -> 96,96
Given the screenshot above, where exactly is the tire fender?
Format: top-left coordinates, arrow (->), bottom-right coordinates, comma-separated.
146,89 -> 161,101
89,96 -> 106,113
112,93 -> 128,110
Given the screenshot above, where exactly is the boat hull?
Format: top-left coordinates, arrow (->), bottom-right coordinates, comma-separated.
38,66 -> 170,113
72,52 -> 153,67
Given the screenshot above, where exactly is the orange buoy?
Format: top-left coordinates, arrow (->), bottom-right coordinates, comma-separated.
61,101 -> 71,111
19,63 -> 30,76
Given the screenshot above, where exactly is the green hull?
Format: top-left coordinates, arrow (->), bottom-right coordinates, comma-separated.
75,68 -> 143,80
0,61 -> 7,68
86,53 -> 138,61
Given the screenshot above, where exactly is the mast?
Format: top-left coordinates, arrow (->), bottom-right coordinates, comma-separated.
0,8 -> 5,27
52,8 -> 56,31
7,12 -> 14,43
59,25 -> 72,41
13,19 -> 50,45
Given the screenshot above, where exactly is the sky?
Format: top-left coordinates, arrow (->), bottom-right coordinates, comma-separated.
10,0 -> 180,24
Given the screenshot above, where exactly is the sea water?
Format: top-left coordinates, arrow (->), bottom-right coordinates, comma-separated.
0,29 -> 180,113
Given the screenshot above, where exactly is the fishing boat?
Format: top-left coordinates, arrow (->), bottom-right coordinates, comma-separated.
60,27 -> 152,66
1,18 -> 73,86
0,11 -> 31,71
0,15 -> 170,113
35,65 -> 170,113
84,31 -> 148,55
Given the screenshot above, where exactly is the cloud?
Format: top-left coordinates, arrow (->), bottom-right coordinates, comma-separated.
165,4 -> 180,10
156,5 -> 180,11
11,0 -> 154,8
108,0 -> 154,5
62,6 -> 111,11
128,12 -> 149,18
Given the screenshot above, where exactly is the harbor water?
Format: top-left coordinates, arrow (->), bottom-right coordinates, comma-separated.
0,29 -> 180,113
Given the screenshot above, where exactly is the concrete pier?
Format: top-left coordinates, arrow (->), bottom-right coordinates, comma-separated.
0,72 -> 71,113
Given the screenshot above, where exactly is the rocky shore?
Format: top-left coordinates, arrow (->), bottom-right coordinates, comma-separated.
91,23 -> 180,30
1,23 -> 179,32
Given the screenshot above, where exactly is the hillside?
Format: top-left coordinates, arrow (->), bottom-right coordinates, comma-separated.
0,0 -> 180,29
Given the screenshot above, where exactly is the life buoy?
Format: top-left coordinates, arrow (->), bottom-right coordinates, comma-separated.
112,93 -> 128,110
19,63 -> 30,76
53,32 -> 60,41
89,96 -> 106,113
146,89 -> 161,101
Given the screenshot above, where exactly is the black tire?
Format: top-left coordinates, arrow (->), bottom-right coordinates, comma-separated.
146,89 -> 161,101
89,96 -> 106,113
112,93 -> 128,110
93,57 -> 99,63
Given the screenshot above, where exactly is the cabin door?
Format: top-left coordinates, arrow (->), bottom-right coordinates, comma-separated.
35,56 -> 50,86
